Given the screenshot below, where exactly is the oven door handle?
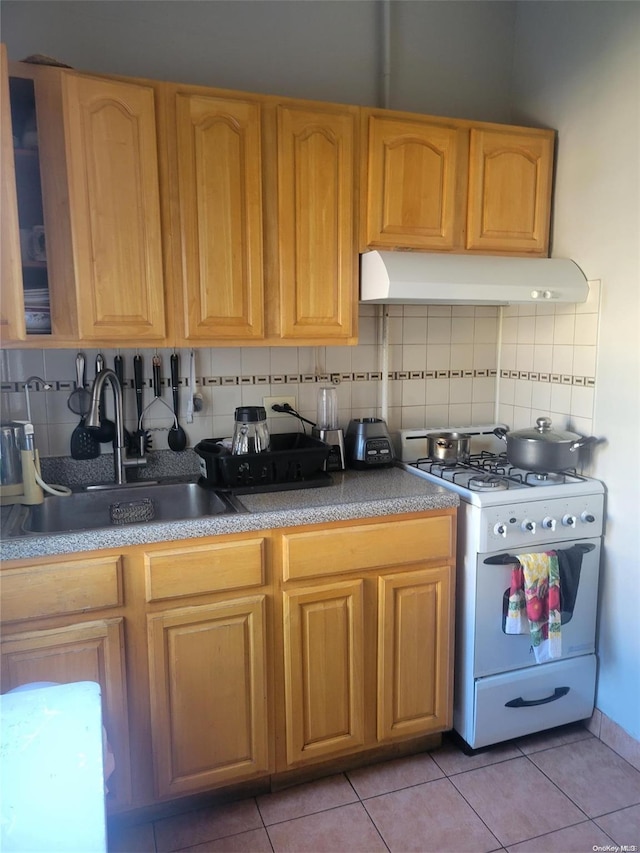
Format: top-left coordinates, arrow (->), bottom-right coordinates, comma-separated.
505,686 -> 570,708
484,543 -> 595,565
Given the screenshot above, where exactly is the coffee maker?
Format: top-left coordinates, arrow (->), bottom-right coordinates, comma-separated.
311,386 -> 345,471
0,421 -> 44,505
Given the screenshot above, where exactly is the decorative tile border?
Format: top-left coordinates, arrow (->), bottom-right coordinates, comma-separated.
2,368 -> 596,392
499,369 -> 596,386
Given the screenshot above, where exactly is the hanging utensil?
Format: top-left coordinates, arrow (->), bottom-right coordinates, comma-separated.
168,352 -> 187,452
113,354 -> 134,452
147,354 -> 176,419
69,354 -> 100,460
133,354 -> 152,456
67,352 -> 91,416
92,354 -> 116,444
137,355 -> 177,450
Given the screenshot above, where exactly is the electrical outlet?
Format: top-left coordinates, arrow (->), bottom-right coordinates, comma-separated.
263,395 -> 296,417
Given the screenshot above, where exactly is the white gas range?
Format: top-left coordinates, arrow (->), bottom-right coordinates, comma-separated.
396,425 -> 605,751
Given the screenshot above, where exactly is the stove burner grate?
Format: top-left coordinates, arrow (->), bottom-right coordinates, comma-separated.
468,476 -> 508,492
412,453 -> 587,490
525,471 -> 567,486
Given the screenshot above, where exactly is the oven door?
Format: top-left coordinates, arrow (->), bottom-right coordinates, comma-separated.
474,538 -> 600,678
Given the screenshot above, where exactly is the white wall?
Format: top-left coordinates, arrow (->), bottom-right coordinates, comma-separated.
511,1 -> 640,741
1,0 -> 515,119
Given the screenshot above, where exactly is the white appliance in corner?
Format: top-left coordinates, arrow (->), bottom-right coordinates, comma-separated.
397,426 -> 604,750
0,682 -> 107,852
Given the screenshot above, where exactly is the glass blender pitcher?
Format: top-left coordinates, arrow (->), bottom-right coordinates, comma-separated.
232,406 -> 270,454
311,386 -> 345,470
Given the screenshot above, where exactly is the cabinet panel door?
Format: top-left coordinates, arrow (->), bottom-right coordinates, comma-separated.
175,92 -> 264,340
377,566 -> 453,741
283,579 -> 365,766
364,114 -> 466,251
0,619 -> 131,809
0,44 -> 25,341
62,74 -> 166,340
145,537 -> 265,602
282,515 -> 454,581
275,104 -> 357,341
466,128 -> 554,254
147,596 -> 269,798
1,555 -> 123,623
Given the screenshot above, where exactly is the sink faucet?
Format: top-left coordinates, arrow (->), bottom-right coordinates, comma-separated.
86,368 -> 147,485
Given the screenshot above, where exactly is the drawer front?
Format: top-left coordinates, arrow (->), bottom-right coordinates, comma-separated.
282,515 -> 453,581
1,556 -> 123,623
471,655 -> 596,749
145,538 -> 265,602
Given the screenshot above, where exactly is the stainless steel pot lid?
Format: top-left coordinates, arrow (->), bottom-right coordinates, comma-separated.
505,417 -> 581,444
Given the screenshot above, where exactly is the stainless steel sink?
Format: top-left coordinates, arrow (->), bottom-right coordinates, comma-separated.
8,480 -> 245,536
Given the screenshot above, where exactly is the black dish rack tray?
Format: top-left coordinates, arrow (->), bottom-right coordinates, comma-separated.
195,432 -> 332,494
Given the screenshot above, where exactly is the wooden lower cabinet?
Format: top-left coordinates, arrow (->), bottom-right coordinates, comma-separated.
0,617 -> 131,810
377,566 -> 452,741
282,579 -> 365,765
0,508 -> 455,810
147,595 -> 270,799
278,511 -> 456,770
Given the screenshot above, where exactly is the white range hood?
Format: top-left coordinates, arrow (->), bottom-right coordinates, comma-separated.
360,250 -> 589,305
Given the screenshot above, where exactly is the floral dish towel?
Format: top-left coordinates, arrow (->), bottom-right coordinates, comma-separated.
507,551 -> 561,663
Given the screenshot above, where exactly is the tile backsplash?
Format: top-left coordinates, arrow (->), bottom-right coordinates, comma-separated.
497,279 -> 600,440
0,282 -> 600,459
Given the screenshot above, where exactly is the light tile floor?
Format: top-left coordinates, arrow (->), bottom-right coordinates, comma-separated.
108,724 -> 640,853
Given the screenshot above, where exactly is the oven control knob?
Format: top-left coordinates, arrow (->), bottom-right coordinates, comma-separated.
521,519 -> 536,533
562,514 -> 577,527
542,516 -> 557,531
493,523 -> 508,538
581,512 -> 596,523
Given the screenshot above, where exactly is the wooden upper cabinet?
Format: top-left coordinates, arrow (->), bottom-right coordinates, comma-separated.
270,102 -> 358,342
362,112 -> 468,251
167,88 -> 264,342
363,110 -> 555,257
62,73 -> 166,341
466,127 -> 554,254
0,44 -> 26,342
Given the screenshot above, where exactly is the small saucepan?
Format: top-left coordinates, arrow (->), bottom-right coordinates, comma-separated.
428,431 -> 471,464
494,417 -> 598,473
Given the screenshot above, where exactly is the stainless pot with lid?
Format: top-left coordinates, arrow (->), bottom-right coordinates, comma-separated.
428,431 -> 470,464
494,417 -> 598,473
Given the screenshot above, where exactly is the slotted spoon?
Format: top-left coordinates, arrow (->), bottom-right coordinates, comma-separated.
69,353 -> 100,460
